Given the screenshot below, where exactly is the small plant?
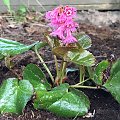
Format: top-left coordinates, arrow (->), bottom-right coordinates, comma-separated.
0,6 -> 120,118
3,0 -> 28,23
14,5 -> 28,22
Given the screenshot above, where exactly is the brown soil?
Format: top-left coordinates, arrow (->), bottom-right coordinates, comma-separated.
0,12 -> 120,120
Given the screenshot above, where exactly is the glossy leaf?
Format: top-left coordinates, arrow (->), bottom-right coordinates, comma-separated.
52,83 -> 69,91
70,88 -> 90,110
23,64 -> 50,91
110,59 -> 120,79
0,78 -> 33,114
35,89 -> 67,109
48,88 -> 90,117
34,84 -> 90,117
104,71 -> 120,103
33,84 -> 68,109
0,38 -> 38,57
53,46 -> 79,57
77,34 -> 92,49
67,50 -> 95,66
93,60 -> 109,85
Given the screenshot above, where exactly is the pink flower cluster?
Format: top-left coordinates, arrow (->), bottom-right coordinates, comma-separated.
45,6 -> 78,44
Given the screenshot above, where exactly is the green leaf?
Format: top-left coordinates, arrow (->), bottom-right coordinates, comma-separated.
52,83 -> 69,91
53,46 -> 79,57
0,38 -> 38,57
34,84 -> 90,117
67,49 -> 95,66
0,78 -> 33,114
77,34 -> 92,49
48,88 -> 90,117
93,60 -> 109,85
23,64 -> 51,91
35,90 -> 67,109
70,88 -> 90,109
34,83 -> 68,109
33,42 -> 48,51
104,71 -> 120,103
34,84 -> 68,109
110,59 -> 120,79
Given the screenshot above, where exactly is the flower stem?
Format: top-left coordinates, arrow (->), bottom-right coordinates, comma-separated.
79,65 -> 85,84
46,35 -> 60,84
73,78 -> 90,86
60,61 -> 67,84
54,55 -> 59,77
71,85 -> 98,89
35,48 -> 54,83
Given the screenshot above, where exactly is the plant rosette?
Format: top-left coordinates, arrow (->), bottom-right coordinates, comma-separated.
0,5 -> 120,118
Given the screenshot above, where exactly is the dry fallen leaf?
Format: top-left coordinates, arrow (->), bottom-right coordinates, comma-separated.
26,14 -> 35,21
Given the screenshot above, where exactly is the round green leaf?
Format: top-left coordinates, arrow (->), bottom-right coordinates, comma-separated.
48,88 -> 90,117
67,50 -> 95,66
110,59 -> 120,79
0,78 -> 33,114
33,84 -> 90,118
23,64 -> 50,91
104,71 -> 120,103
77,34 -> 92,49
33,83 -> 69,109
35,90 -> 67,109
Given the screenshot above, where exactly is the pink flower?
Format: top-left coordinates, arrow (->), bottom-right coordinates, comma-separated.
63,35 -> 77,44
45,6 -> 78,45
64,20 -> 78,32
46,6 -> 66,29
45,11 -> 52,20
50,13 -> 66,29
63,6 -> 77,18
63,29 -> 77,44
50,26 -> 65,40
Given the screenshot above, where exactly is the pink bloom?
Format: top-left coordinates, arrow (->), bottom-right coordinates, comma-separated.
45,5 -> 78,45
50,26 -> 65,40
63,35 -> 77,44
63,29 -> 77,44
46,7 -> 67,29
64,20 -> 78,32
45,11 -> 52,20
63,6 -> 77,18
50,13 -> 66,29
46,6 -> 61,20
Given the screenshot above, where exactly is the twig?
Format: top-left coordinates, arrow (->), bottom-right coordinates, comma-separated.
71,85 -> 98,89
